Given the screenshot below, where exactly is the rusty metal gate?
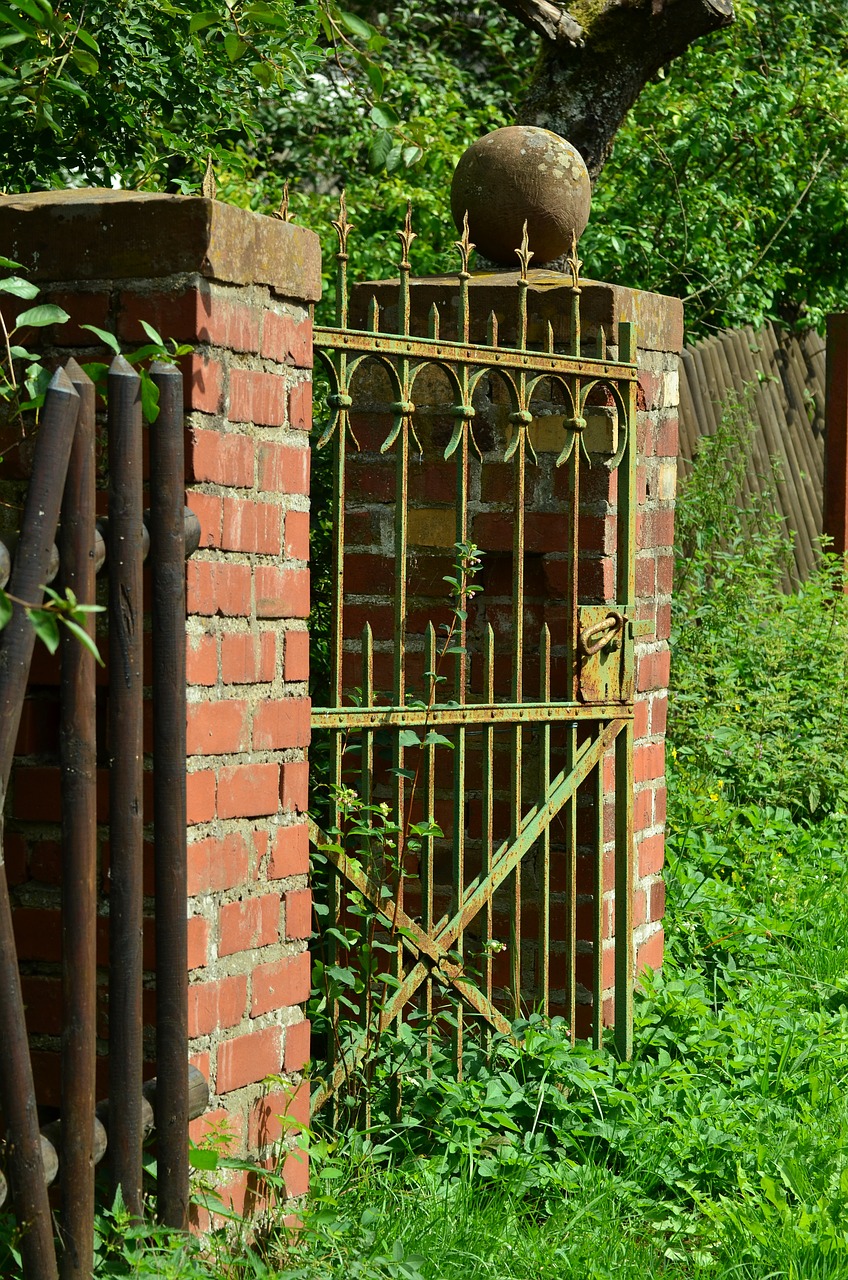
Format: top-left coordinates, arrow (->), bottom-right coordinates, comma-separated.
309,199 -> 639,1112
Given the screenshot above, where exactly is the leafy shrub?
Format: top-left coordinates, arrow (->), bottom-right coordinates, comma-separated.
671,394 -> 848,819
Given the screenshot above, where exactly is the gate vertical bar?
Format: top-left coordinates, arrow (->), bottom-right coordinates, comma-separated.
482,625 -> 495,1016
392,204 -> 414,1060
564,434 -> 579,1042
565,252 -> 582,1043
538,626 -> 551,1016
421,623 -> 436,1065
592,747 -> 605,1050
614,322 -> 637,1057
509,226 -> 531,1022
0,368 -> 77,1280
451,222 -> 473,1066
149,362 -> 189,1228
59,360 -> 97,1279
451,461 -> 469,1069
107,355 -> 145,1214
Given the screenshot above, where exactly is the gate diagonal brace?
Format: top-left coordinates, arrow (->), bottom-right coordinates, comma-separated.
309,719 -> 623,1112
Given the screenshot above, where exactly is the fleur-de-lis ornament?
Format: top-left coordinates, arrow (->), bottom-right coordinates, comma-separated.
272,180 -> 290,222
397,200 -> 417,269
515,220 -> 534,280
455,210 -> 475,277
566,229 -> 583,291
332,190 -> 354,259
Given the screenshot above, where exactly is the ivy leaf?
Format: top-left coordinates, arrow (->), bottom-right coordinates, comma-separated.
368,129 -> 392,173
138,319 -> 164,346
74,27 -> 100,54
0,256 -> 22,270
70,47 -> 98,75
188,1146 -> 219,1171
189,10 -> 220,32
339,9 -> 374,40
0,276 -> 39,299
252,61 -> 273,89
80,323 -> 120,352
370,103 -> 399,130
421,730 -> 454,750
26,607 -> 60,654
398,729 -> 421,748
15,303 -> 69,328
23,363 -> 50,402
140,375 -> 160,424
60,617 -> 105,666
224,32 -> 247,61
364,61 -> 384,98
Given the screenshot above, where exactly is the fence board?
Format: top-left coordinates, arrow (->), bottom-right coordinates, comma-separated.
678,322 -> 827,583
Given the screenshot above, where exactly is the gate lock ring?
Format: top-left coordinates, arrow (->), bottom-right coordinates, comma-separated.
579,610 -> 625,657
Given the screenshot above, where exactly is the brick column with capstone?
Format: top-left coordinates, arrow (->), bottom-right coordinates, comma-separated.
0,190 -> 318,1220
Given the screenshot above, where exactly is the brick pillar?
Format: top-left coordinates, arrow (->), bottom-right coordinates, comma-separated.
629,293 -> 682,979
343,271 -> 681,1029
0,191 -> 319,1217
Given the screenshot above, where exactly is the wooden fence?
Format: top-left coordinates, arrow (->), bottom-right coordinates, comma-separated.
678,322 -> 826,583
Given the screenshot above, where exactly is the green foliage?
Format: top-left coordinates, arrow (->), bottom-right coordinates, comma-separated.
249,3 -> 529,319
77,319 -> 194,424
585,0 -> 848,333
0,0 -> 322,191
249,0 -> 848,338
671,391 -> 848,819
0,255 -> 68,419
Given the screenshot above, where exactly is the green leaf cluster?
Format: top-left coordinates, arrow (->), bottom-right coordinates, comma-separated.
0,0 -> 323,191
670,386 -> 848,818
585,0 -> 848,334
249,3 -> 529,312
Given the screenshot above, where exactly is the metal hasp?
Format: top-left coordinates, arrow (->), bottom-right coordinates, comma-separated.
311,199 -> 639,1110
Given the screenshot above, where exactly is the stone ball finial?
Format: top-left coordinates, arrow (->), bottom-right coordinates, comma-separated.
450,126 -> 591,267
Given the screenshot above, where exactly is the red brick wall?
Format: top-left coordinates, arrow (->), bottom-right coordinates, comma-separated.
631,352 -> 679,981
0,192 -> 320,1218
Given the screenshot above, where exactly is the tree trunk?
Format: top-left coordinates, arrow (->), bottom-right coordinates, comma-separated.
509,0 -> 734,182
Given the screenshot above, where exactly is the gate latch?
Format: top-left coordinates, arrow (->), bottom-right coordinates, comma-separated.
577,606 -> 630,703
578,609 -> 625,657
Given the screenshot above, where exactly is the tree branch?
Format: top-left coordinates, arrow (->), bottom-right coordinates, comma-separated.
517,0 -> 735,181
497,0 -> 583,45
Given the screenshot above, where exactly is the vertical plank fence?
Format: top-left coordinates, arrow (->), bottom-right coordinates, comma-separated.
0,358 -> 204,1276
678,322 -> 826,582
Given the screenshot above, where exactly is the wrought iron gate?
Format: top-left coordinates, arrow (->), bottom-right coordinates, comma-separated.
309,199 -> 639,1111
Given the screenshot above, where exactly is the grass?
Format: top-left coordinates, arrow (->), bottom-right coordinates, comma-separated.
267,792 -> 848,1280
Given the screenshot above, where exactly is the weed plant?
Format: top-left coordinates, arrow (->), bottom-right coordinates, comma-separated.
3,396 -> 848,1276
